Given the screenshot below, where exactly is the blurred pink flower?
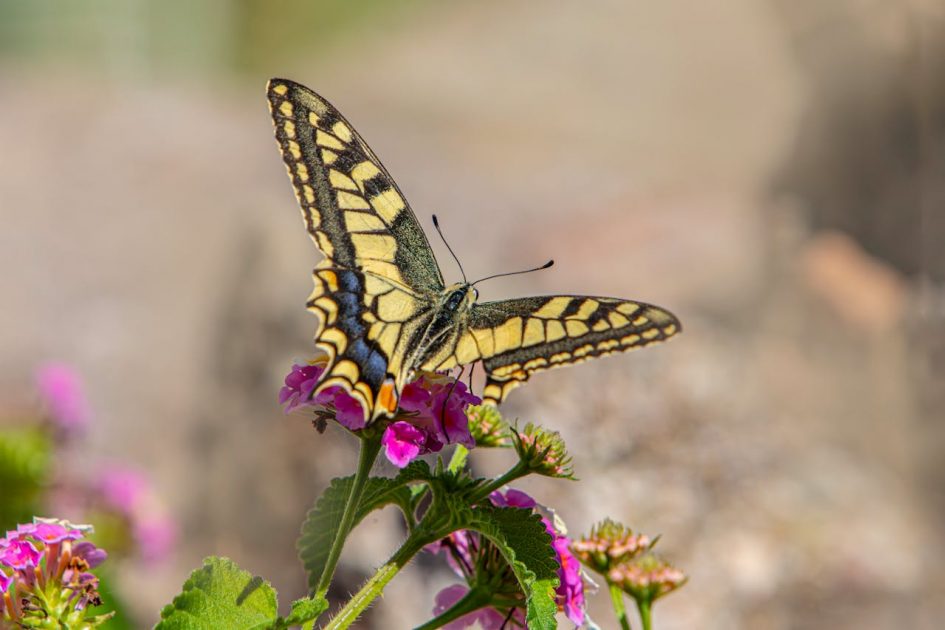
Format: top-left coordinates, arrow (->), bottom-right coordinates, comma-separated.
133,515 -> 176,564
35,362 -> 91,433
95,466 -> 176,564
97,466 -> 149,514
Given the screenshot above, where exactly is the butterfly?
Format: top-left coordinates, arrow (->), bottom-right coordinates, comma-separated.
267,79 -> 681,423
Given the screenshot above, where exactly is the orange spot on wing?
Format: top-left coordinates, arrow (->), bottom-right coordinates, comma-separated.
378,379 -> 398,414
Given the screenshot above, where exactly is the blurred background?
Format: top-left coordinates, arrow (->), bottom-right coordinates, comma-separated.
1,1 -> 943,628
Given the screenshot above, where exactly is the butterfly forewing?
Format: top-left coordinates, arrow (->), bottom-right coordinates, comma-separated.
421,296 -> 680,405
268,79 -> 444,420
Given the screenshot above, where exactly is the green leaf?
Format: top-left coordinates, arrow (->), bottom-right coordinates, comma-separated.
283,596 -> 328,627
469,507 -> 560,630
297,463 -> 430,591
156,557 -> 278,630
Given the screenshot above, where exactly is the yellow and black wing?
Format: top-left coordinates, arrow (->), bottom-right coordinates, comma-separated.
425,296 -> 681,405
267,79 -> 444,420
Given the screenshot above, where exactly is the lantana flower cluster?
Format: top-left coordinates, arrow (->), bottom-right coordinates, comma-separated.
280,356 -> 481,468
572,518 -> 686,613
0,519 -> 110,627
429,488 -> 586,628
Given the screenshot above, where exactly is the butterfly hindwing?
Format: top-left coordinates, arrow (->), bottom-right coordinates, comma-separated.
268,79 -> 444,419
423,296 -> 680,405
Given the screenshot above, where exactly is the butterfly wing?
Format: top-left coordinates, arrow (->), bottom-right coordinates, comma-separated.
424,296 -> 680,405
268,79 -> 445,420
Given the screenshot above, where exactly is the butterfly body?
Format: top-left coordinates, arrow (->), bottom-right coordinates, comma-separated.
268,79 -> 681,423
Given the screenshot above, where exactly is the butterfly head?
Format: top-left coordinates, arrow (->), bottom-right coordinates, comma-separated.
442,283 -> 478,314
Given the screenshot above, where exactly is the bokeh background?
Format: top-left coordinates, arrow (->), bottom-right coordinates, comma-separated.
1,1 -> 943,628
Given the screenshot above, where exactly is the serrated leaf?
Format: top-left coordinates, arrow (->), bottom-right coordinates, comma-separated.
298,464 -> 430,591
156,557 -> 277,630
469,506 -> 560,630
283,595 -> 328,627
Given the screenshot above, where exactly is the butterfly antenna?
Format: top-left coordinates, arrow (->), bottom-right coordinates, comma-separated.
472,259 -> 554,286
432,214 -> 467,283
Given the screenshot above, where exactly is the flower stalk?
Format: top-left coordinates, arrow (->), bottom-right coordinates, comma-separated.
325,527 -> 432,629
315,435 -> 382,599
609,582 -> 632,630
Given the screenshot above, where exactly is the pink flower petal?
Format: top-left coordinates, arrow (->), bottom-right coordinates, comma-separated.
382,421 -> 426,468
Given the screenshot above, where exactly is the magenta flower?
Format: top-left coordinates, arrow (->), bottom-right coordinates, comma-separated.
279,361 -> 366,430
20,521 -> 83,545
553,531 -> 585,624
490,489 -> 585,624
399,374 -> 480,448
488,488 -> 537,510
35,362 -> 90,433
0,539 -> 40,571
381,421 -> 428,468
0,519 -> 110,626
280,355 -> 481,468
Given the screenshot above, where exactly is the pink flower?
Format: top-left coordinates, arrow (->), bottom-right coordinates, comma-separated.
381,421 -> 428,468
35,362 -> 90,433
279,361 -> 366,430
0,539 -> 40,571
280,357 -> 482,468
486,490 -> 588,624
488,489 -> 537,510
552,531 -> 585,625
0,519 -> 107,624
332,388 -> 367,431
400,375 -> 480,448
19,522 -> 82,545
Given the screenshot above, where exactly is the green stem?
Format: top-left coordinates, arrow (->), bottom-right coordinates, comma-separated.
447,444 -> 470,473
326,530 -> 430,629
637,599 -> 652,630
315,436 -> 382,599
468,461 -> 528,504
609,583 -> 632,630
413,585 -> 491,630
